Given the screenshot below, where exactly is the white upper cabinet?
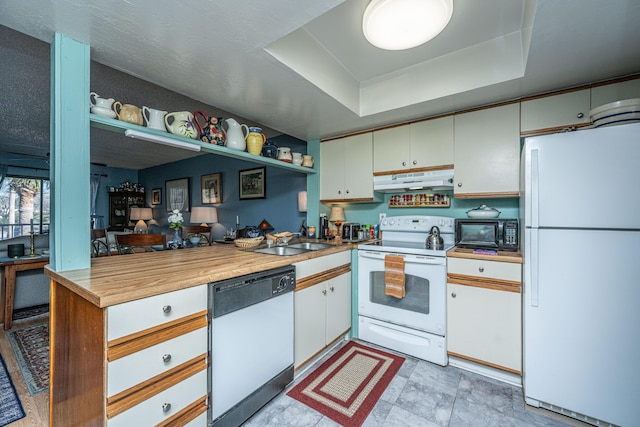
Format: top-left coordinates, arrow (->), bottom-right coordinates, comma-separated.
320,133 -> 375,202
373,125 -> 411,173
373,116 -> 454,174
454,103 -> 520,198
520,89 -> 590,134
591,78 -> 640,109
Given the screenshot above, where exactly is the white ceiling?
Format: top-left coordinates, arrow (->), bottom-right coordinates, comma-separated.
0,0 -> 639,169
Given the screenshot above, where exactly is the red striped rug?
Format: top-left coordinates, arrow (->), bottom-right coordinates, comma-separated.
287,341 -> 404,427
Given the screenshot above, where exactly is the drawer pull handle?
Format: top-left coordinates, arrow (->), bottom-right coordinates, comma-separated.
451,292 -> 456,298
162,305 -> 172,314
162,402 -> 172,413
478,267 -> 484,273
162,354 -> 172,363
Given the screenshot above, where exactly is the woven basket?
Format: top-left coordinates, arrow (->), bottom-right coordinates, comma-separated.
234,236 -> 264,249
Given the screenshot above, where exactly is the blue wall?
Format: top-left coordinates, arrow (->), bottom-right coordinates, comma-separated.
138,134 -> 308,240
90,163 -> 138,229
318,194 -> 519,231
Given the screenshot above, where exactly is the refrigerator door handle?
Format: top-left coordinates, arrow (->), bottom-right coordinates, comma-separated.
531,229 -> 539,307
530,148 -> 539,228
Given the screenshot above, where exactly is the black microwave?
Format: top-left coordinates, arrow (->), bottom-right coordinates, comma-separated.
454,218 -> 519,251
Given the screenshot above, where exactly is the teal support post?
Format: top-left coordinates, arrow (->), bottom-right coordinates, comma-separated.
50,33 -> 91,271
306,139 -> 321,231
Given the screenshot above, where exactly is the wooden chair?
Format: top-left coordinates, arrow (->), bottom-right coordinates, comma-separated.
182,225 -> 212,245
91,228 -> 111,257
115,233 -> 166,254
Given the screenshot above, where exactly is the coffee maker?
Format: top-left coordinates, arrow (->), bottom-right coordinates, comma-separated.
318,214 -> 330,240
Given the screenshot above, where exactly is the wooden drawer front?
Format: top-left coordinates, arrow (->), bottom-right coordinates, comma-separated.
107,327 -> 207,397
107,370 -> 207,427
294,251 -> 351,279
108,285 -> 207,340
447,257 -> 521,282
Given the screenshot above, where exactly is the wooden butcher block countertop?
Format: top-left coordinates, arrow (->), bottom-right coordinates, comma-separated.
45,241 -> 353,308
447,246 -> 523,264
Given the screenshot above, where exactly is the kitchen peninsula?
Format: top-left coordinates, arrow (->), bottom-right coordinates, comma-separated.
45,242 -> 352,426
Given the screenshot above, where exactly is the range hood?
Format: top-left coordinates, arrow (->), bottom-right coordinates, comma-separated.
373,169 -> 454,193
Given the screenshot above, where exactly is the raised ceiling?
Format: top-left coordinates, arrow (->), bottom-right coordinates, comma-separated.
0,0 -> 639,169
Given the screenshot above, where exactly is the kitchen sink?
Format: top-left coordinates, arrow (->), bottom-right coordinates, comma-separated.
287,242 -> 333,251
253,246 -> 311,256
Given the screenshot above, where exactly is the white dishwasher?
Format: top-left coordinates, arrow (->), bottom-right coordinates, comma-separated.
209,265 -> 295,427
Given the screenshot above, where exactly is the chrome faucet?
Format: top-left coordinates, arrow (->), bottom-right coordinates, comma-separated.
275,236 -> 288,246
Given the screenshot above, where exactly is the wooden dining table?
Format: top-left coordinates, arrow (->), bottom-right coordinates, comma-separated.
0,255 -> 49,330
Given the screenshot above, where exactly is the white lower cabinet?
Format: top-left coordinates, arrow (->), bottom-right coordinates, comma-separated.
447,256 -> 522,374
447,283 -> 521,373
294,251 -> 352,368
106,285 -> 209,426
108,370 -> 207,427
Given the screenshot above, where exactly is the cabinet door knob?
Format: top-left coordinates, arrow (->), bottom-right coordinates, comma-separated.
412,160 -> 417,165
402,161 -> 406,166
451,292 -> 456,298
330,286 -> 335,292
457,182 -> 462,187
338,190 -> 342,195
478,267 -> 484,273
346,189 -> 350,194
162,403 -> 172,413
577,112 -> 584,119
322,289 -> 327,295
162,305 -> 172,314
162,354 -> 172,363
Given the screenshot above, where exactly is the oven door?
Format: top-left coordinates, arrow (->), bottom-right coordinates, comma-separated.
357,250 -> 446,336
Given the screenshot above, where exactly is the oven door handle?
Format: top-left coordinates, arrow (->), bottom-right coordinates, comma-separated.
358,251 -> 446,265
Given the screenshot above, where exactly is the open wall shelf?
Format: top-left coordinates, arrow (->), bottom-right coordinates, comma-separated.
90,114 -> 316,174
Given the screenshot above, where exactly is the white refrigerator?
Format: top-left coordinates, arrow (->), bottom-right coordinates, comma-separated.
521,123 -> 640,426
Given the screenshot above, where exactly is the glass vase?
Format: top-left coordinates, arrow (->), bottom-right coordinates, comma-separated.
170,227 -> 182,249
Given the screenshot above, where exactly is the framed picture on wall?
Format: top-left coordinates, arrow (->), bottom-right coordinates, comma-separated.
151,188 -> 161,205
201,173 -> 222,204
165,177 -> 190,212
239,167 -> 266,200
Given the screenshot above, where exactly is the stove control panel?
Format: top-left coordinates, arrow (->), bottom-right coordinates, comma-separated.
380,215 -> 454,233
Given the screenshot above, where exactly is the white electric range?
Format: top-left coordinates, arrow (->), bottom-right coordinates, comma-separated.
357,215 -> 454,365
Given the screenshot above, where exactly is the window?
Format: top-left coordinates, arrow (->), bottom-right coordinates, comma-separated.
0,176 -> 50,240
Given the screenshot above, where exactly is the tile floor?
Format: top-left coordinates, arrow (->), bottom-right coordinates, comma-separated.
244,340 -> 588,427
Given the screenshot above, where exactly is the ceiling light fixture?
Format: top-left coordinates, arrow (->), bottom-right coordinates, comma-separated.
363,0 -> 453,50
124,129 -> 202,152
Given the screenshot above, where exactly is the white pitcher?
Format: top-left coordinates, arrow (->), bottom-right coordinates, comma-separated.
224,118 -> 249,151
142,106 -> 168,132
89,92 -> 116,118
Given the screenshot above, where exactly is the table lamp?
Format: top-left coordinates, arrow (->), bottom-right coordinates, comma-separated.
191,207 -> 218,227
258,218 -> 275,234
329,206 -> 346,237
130,207 -> 153,233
